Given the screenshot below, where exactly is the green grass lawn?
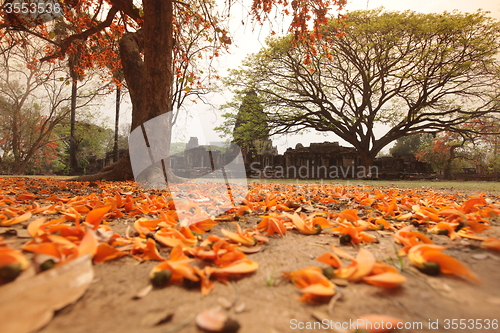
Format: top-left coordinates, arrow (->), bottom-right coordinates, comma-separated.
248,178 -> 500,195
0,175 -> 71,179
2,175 -> 498,195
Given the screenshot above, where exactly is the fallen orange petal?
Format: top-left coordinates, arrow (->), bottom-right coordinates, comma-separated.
338,209 -> 360,222
141,238 -> 166,261
334,266 -> 358,280
134,218 -> 160,236
151,256 -> 199,283
16,192 -> 38,201
370,262 -> 399,275
167,261 -> 200,282
433,222 -> 458,240
356,314 -> 405,333
329,244 -> 354,260
481,237 -> 500,250
300,283 -> 336,296
363,272 -> 406,289
154,228 -> 198,248
374,218 -> 391,230
299,283 -> 336,303
456,228 -> 487,241
85,205 -> 113,230
23,242 -> 62,259
214,249 -> 247,268
220,228 -> 256,247
27,217 -> 47,238
349,247 -> 376,281
406,231 -> 433,245
359,232 -> 378,243
0,212 -> 32,227
284,267 -> 331,289
169,244 -> 191,261
189,219 -> 218,234
316,252 -> 342,268
193,266 -> 215,296
256,217 -> 287,236
93,243 -> 127,263
47,235 -> 78,248
422,250 -> 480,282
467,217 -> 491,233
461,197 -> 487,214
283,212 -> 321,235
284,266 -> 336,303
78,230 -> 98,258
0,247 -> 29,270
215,259 -> 258,275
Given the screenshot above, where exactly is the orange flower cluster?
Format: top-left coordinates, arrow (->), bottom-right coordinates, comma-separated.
0,241 -> 29,284
283,267 -> 336,303
319,245 -> 406,288
151,238 -> 259,295
284,245 -> 406,303
407,244 -> 480,282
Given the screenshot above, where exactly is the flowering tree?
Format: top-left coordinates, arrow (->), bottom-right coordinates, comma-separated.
1,0 -> 346,180
416,120 -> 500,179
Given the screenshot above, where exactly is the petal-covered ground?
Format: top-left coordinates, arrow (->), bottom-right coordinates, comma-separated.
0,177 -> 499,333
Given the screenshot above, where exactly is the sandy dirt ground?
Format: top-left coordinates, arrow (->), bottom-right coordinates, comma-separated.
1,178 -> 499,333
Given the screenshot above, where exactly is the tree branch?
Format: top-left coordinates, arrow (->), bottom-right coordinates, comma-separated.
40,6 -> 120,62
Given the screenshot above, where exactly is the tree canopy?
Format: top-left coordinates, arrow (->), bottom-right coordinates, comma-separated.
223,8 -> 500,167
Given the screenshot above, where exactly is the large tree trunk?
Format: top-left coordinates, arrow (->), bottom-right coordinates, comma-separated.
11,106 -> 22,174
113,87 -> 120,163
73,0 -> 173,182
357,150 -> 377,179
69,79 -> 82,175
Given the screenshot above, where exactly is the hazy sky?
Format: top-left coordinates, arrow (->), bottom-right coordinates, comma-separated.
101,0 -> 500,154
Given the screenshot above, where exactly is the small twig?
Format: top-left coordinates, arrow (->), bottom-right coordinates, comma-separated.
229,280 -> 240,307
328,289 -> 343,316
299,249 -> 315,259
164,316 -> 194,333
307,242 -> 329,249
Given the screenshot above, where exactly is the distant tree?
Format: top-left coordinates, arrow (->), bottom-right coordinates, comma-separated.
416,119 -> 500,179
0,38 -> 70,174
390,134 -> 432,156
113,84 -> 122,163
224,9 -> 500,169
216,90 -> 273,158
416,132 -> 467,179
0,32 -> 107,174
52,119 -> 118,175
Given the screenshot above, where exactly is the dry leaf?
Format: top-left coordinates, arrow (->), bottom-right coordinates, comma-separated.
234,302 -> 246,313
133,284 -> 153,299
0,254 -> 94,333
195,309 -> 240,333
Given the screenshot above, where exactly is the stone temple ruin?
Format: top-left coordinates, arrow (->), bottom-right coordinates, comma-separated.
167,88 -> 432,180
164,88 -> 433,180
222,90 -> 432,179
86,89 -> 432,179
169,138 -> 247,179
166,136 -> 432,180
